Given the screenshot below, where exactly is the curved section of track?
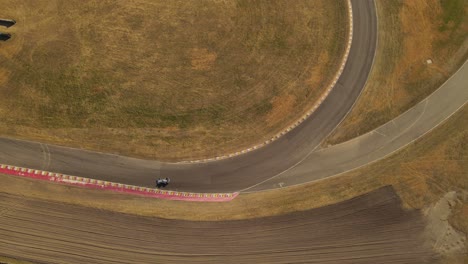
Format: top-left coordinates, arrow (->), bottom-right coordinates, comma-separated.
0,0 -> 377,193
182,0 -> 355,164
246,59 -> 468,191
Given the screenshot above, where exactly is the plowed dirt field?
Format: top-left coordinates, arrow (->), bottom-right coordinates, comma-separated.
0,187 -> 436,263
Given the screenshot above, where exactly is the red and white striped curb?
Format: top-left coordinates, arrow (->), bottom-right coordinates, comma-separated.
180,0 -> 354,164
0,164 -> 238,202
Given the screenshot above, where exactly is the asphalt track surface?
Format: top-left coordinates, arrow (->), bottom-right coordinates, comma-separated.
0,187 -> 437,264
247,59 -> 468,192
0,0 -> 378,193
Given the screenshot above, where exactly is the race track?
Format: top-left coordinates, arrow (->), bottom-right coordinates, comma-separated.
1,1 -> 466,263
0,1 -> 468,192
0,0 -> 377,193
247,59 -> 468,191
0,0 -> 466,195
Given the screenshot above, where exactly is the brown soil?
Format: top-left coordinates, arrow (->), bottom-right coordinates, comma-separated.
325,0 -> 468,145
425,192 -> 466,258
0,0 -> 347,161
0,187 -> 437,264
0,256 -> 33,264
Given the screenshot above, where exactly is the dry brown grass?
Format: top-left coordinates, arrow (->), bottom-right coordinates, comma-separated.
447,198 -> 468,263
326,0 -> 468,145
450,202 -> 468,235
0,0 -> 347,161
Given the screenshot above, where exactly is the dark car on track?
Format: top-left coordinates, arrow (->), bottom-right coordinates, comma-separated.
156,178 -> 170,188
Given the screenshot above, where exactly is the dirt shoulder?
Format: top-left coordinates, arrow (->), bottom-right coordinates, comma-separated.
325,0 -> 468,145
0,257 -> 34,264
0,0 -> 347,161
0,187 -> 436,264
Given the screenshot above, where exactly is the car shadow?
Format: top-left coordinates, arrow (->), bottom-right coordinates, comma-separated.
0,33 -> 11,41
0,19 -> 15,28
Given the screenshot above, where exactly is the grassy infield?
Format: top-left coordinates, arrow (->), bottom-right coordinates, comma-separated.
0,0 -> 347,161
0,0 -> 467,263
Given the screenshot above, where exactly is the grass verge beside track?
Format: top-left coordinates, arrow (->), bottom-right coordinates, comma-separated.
325,0 -> 468,145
